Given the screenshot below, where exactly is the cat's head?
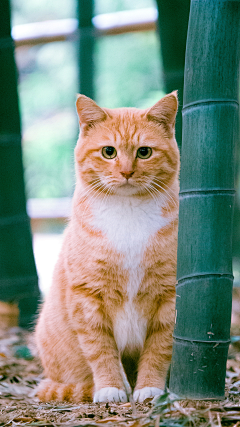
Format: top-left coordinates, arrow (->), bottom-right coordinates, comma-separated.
75,93 -> 180,198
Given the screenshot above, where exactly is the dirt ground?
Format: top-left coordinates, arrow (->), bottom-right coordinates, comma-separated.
1,290 -> 240,427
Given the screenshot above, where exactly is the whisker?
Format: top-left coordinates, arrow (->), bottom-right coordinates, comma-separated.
80,184 -> 103,203
78,182 -> 105,226
150,179 -> 178,209
140,182 -> 159,204
153,177 -> 179,198
140,177 -> 176,220
148,184 -> 177,228
98,186 -> 112,213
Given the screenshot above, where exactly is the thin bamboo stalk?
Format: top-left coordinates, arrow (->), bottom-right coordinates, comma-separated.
155,0 -> 190,147
0,0 -> 40,328
77,0 -> 94,99
169,0 -> 240,399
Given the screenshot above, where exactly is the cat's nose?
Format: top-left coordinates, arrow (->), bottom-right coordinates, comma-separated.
120,171 -> 134,179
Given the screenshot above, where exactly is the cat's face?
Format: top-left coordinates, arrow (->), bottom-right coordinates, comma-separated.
75,93 -> 179,198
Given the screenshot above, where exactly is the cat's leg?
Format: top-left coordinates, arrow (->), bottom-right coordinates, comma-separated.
71,294 -> 127,403
133,299 -> 174,403
76,330 -> 127,403
133,332 -> 171,402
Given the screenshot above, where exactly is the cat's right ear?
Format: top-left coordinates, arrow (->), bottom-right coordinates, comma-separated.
146,91 -> 178,133
76,95 -> 107,127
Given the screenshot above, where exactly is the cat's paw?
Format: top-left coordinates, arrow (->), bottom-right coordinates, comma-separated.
94,387 -> 127,403
133,387 -> 164,403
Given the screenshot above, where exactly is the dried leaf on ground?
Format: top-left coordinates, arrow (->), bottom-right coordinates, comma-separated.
1,327 -> 240,427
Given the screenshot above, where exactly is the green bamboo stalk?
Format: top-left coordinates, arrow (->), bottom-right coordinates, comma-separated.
169,0 -> 240,399
77,0 -> 95,99
0,0 -> 40,328
156,0 -> 190,147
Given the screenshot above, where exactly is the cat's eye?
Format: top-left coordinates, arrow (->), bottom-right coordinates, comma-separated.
137,147 -> 152,159
102,146 -> 117,159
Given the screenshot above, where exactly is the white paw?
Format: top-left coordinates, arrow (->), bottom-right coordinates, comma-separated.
94,387 -> 127,403
133,387 -> 164,403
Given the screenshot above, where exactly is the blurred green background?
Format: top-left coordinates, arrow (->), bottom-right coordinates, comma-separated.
12,0 -> 164,199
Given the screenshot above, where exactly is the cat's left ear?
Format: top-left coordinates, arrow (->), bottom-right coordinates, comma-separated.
146,91 -> 178,130
76,94 -> 107,127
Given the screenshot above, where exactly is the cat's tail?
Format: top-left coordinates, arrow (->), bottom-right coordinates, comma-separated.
37,378 -> 93,402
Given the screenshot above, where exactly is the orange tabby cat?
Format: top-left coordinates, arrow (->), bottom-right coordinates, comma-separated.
35,92 -> 179,404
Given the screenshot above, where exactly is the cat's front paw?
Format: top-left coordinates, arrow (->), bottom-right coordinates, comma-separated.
94,387 -> 127,403
133,387 -> 164,403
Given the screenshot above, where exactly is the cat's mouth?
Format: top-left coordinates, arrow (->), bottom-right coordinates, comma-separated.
114,180 -> 143,196
120,181 -> 134,187
119,180 -> 138,191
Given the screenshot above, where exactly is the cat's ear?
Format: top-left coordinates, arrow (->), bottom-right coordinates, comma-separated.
146,91 -> 178,130
76,94 -> 107,127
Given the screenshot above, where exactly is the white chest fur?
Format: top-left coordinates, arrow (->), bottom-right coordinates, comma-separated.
90,195 -> 169,353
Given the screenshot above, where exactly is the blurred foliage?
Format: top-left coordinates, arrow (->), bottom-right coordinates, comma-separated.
15,42 -> 77,198
11,0 -> 75,25
95,33 -> 164,109
12,0 -> 164,199
95,0 -> 155,14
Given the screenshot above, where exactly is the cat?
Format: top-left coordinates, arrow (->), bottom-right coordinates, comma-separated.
35,91 -> 180,404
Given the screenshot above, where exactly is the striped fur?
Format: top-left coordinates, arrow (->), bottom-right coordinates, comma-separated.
35,92 -> 179,403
